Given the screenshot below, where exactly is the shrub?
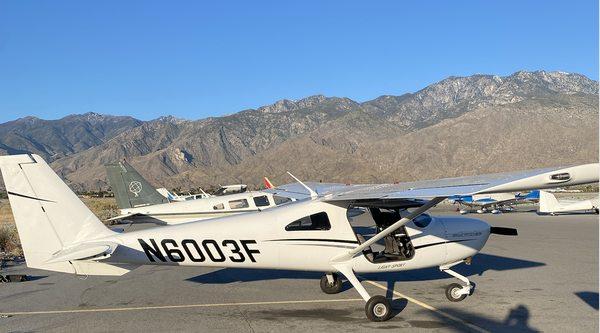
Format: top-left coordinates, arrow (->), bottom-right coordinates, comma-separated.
0,224 -> 22,257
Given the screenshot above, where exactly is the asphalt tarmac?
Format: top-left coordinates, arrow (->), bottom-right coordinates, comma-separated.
0,209 -> 598,332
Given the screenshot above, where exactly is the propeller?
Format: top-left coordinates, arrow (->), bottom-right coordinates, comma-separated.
490,227 -> 518,236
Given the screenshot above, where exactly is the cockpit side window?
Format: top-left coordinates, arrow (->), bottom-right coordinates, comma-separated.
285,212 -> 331,231
253,195 -> 270,207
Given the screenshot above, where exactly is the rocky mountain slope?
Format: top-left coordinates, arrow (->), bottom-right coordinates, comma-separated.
0,113 -> 142,161
1,70 -> 597,191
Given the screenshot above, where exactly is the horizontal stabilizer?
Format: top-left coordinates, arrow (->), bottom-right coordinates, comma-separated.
70,262 -> 138,276
46,242 -> 119,264
106,212 -> 140,221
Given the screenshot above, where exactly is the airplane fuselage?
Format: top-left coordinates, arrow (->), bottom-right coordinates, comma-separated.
102,200 -> 491,274
119,191 -> 291,224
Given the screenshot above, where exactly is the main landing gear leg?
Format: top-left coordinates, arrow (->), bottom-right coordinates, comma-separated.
440,260 -> 473,302
333,264 -> 393,322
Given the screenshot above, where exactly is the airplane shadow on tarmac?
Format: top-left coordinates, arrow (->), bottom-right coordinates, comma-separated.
188,252 -> 544,284
361,253 -> 545,300
425,304 -> 541,333
187,252 -> 544,292
188,254 -> 545,324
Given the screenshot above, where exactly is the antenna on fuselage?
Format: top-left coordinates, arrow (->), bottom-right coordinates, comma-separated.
287,172 -> 318,199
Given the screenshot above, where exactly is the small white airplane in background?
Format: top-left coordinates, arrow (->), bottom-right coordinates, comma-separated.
156,187 -> 212,201
449,190 -> 539,214
538,190 -> 599,215
1,154 -> 597,322
105,161 -> 293,224
214,184 -> 248,195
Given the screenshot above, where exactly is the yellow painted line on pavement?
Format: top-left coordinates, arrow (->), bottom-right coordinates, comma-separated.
0,298 -> 363,316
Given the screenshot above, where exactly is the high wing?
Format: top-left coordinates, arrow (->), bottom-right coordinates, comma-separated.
267,164 -> 599,203
272,163 -> 597,262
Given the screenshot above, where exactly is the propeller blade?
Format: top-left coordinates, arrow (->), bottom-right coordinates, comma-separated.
490,227 -> 518,236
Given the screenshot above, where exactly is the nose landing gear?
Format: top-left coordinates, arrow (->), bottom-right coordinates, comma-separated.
440,259 -> 474,302
445,283 -> 468,302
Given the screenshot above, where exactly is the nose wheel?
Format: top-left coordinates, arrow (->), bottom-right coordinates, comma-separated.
440,260 -> 474,302
445,283 -> 468,302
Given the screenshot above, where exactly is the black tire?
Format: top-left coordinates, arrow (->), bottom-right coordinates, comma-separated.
320,274 -> 343,294
365,295 -> 392,322
445,283 -> 468,302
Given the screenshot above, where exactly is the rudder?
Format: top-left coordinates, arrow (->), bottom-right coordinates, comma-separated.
538,190 -> 559,213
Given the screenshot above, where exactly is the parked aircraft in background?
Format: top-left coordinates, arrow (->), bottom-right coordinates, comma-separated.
105,161 -> 293,224
546,187 -> 583,193
263,177 -> 274,189
449,190 -> 539,214
214,184 -> 248,195
2,154 -> 597,321
538,190 -> 599,215
156,187 -> 211,201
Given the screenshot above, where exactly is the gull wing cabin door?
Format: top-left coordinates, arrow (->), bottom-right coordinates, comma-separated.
359,208 -> 415,263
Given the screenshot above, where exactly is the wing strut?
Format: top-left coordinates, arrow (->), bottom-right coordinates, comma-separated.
332,196 -> 446,262
287,172 -> 318,199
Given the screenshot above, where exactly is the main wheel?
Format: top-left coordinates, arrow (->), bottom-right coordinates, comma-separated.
365,295 -> 392,322
445,283 -> 468,302
320,273 -> 343,294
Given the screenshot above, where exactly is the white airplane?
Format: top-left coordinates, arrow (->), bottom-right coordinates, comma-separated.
448,191 -> 540,214
156,187 -> 212,202
105,161 -> 293,224
538,190 -> 599,215
214,184 -> 248,195
0,154 -> 597,322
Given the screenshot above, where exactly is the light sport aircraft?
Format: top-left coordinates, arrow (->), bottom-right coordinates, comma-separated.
448,190 -> 539,214
105,160 -> 293,224
1,154 -> 598,322
538,190 -> 599,215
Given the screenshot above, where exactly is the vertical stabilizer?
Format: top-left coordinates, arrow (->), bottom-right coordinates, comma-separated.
538,190 -> 560,213
0,154 -> 115,273
263,177 -> 274,189
105,161 -> 169,209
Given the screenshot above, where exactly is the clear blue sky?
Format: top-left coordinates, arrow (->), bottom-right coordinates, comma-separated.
0,1 -> 598,123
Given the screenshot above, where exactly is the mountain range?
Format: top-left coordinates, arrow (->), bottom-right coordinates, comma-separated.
0,70 -> 597,192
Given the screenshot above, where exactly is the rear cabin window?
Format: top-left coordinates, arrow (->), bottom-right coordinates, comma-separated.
285,212 -> 331,231
229,199 -> 249,209
253,195 -> 270,207
213,203 -> 224,210
274,196 -> 292,205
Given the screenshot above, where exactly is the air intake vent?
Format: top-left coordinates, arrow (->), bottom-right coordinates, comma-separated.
550,173 -> 571,182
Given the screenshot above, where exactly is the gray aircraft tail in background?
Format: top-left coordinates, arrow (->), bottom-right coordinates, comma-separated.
105,161 -> 169,209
